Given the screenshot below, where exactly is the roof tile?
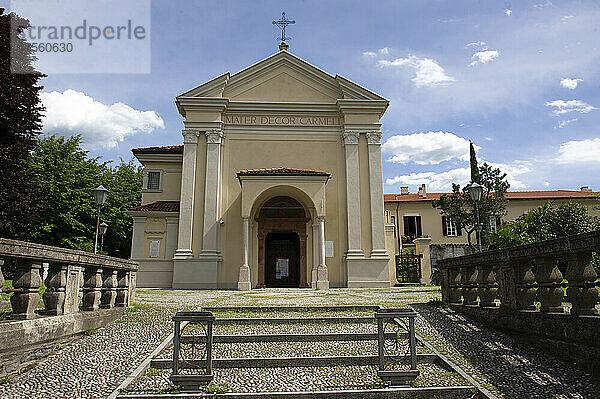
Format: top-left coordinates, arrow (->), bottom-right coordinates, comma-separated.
130,201 -> 180,212
384,190 -> 597,202
237,167 -> 330,177
132,145 -> 183,155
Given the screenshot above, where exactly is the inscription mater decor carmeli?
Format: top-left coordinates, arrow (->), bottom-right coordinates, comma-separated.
224,114 -> 340,126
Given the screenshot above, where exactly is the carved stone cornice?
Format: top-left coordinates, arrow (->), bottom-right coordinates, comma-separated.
182,129 -> 200,144
205,129 -> 225,144
366,131 -> 382,145
342,131 -> 359,145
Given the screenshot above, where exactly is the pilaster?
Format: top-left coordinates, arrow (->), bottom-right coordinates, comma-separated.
366,131 -> 389,259
342,131 -> 364,259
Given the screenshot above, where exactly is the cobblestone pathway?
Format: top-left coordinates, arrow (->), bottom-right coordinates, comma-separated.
0,287 -> 597,398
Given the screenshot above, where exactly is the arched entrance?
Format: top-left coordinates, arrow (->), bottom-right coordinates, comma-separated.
256,196 -> 309,288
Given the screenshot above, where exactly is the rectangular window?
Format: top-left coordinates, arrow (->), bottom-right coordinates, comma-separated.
149,240 -> 160,258
442,215 -> 462,237
390,215 -> 396,237
489,215 -> 497,232
403,215 -> 422,239
147,171 -> 161,190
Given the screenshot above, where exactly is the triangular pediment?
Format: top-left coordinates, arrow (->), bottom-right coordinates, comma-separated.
177,51 -> 386,103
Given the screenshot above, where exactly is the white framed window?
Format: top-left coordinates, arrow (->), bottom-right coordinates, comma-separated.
149,240 -> 160,258
445,217 -> 458,237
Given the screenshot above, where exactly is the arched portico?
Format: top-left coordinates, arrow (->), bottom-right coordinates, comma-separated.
236,169 -> 330,290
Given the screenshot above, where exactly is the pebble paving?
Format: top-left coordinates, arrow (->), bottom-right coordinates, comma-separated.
0,287 -> 598,398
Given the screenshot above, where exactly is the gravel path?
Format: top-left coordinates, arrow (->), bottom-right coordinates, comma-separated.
0,304 -> 180,399
416,305 -> 600,399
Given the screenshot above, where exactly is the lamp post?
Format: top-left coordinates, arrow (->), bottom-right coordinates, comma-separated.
99,222 -> 108,253
92,185 -> 110,254
467,182 -> 483,252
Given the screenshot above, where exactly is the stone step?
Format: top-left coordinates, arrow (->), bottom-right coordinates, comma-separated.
182,332 -> 402,343
214,316 -> 373,325
118,385 -> 477,399
150,354 -> 438,369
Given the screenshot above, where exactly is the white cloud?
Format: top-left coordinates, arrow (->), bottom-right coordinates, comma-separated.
362,51 -> 376,57
382,131 -> 475,165
470,50 -> 500,66
386,168 -> 470,192
545,99 -> 597,115
363,47 -> 390,57
560,77 -> 582,89
557,138 -> 600,163
533,1 -> 553,9
555,118 -> 578,129
505,9 -> 513,16
378,55 -> 456,87
40,89 -> 164,149
378,47 -> 390,55
544,181 -> 550,187
385,160 -> 531,192
562,15 -> 575,22
466,41 -> 487,47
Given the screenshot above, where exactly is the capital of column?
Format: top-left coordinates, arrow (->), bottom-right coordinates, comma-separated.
182,129 -> 200,144
365,131 -> 382,145
342,131 -> 359,145
206,128 -> 225,144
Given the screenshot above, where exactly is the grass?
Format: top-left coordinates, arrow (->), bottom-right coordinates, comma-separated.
0,374 -> 12,385
1,280 -> 13,301
85,328 -> 97,336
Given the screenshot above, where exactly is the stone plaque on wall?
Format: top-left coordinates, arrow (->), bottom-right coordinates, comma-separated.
325,241 -> 334,258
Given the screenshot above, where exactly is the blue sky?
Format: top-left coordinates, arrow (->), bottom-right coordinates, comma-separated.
9,0 -> 600,193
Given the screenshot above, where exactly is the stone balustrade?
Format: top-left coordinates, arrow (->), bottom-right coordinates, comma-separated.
0,238 -> 138,320
439,231 -> 600,316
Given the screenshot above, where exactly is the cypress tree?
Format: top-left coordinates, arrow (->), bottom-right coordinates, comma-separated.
469,141 -> 480,183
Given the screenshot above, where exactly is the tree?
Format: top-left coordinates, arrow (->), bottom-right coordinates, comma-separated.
469,141 -> 480,184
27,135 -> 142,258
486,200 -> 599,249
432,163 -> 510,248
0,8 -> 47,239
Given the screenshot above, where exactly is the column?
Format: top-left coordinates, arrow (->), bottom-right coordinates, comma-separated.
311,222 -> 319,286
313,216 -> 330,289
257,231 -> 266,288
237,217 -> 251,290
174,129 -> 199,259
199,129 -> 224,260
299,234 -> 308,288
366,131 -> 388,258
342,131 -> 364,258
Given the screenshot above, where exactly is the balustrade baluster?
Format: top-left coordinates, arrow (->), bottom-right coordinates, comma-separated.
535,256 -> 564,313
83,266 -> 103,311
448,268 -> 462,305
515,260 -> 537,311
42,262 -> 68,315
478,264 -> 497,308
10,260 -> 42,319
0,259 -> 4,289
566,252 -> 599,316
462,265 -> 478,306
115,270 -> 129,307
100,269 -> 118,309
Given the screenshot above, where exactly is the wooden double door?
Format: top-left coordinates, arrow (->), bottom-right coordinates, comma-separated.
265,232 -> 300,288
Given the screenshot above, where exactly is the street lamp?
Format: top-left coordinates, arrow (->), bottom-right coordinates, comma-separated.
92,185 -> 110,254
99,222 -> 108,253
467,182 -> 484,252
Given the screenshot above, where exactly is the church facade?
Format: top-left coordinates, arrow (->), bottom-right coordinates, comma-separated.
129,50 -> 397,289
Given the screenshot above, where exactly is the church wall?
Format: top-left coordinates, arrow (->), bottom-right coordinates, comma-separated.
220,131 -> 347,287
140,161 -> 182,205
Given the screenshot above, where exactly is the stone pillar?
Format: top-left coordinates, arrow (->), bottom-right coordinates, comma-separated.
128,271 -> 137,304
0,259 -> 4,289
461,265 -> 479,306
83,266 -> 103,311
342,131 -> 364,258
100,268 -> 118,309
535,256 -> 564,313
299,234 -> 308,288
312,216 -> 330,289
115,270 -> 129,307
63,265 -> 82,314
10,260 -> 42,320
238,217 -> 251,291
566,252 -> 598,315
174,129 -> 199,259
413,237 -> 432,284
366,131 -> 388,258
312,222 -> 319,285
497,261 -> 517,310
42,262 -> 68,315
257,231 -> 266,288
199,129 -> 224,260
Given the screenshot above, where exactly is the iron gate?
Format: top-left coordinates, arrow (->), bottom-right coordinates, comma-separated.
396,252 -> 422,283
